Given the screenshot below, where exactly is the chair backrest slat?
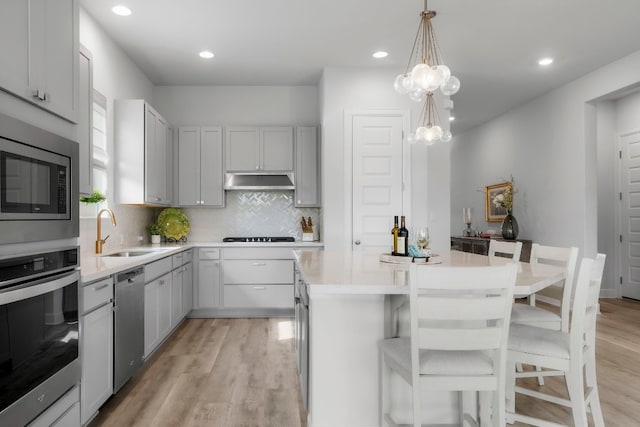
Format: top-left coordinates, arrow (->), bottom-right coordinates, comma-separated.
488,240 -> 522,261
418,327 -> 503,350
418,295 -> 508,321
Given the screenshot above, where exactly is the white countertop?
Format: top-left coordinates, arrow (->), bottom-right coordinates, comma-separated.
294,249 -> 565,297
80,240 -> 323,283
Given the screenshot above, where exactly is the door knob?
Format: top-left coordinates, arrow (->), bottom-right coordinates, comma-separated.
354,240 -> 361,245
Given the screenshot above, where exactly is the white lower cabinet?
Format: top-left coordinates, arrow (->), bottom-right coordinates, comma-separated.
80,277 -> 113,425
224,284 -> 293,308
80,303 -> 113,424
144,272 -> 172,358
182,262 -> 194,317
171,268 -> 183,329
197,248 -> 221,309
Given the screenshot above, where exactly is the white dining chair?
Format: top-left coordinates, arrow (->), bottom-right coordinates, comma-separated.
379,262 -> 518,427
488,240 -> 522,261
506,254 -> 606,427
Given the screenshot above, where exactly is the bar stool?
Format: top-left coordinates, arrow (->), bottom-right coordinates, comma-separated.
506,254 -> 606,427
379,263 -> 517,427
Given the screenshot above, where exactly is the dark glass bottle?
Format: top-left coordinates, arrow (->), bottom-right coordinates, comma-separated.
391,215 -> 399,255
398,216 -> 409,256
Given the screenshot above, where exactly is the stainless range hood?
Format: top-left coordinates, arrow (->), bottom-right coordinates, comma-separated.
224,172 -> 295,191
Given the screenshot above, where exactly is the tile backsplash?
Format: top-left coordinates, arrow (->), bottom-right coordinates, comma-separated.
183,191 -> 321,241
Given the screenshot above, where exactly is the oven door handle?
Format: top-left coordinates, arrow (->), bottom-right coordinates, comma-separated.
0,270 -> 79,305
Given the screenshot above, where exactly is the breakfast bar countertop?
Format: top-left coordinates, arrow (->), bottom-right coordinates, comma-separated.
294,248 -> 566,298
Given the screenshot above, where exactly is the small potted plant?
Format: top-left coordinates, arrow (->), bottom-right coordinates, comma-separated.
147,223 -> 163,244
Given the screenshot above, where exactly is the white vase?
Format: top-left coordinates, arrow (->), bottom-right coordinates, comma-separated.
151,235 -> 161,244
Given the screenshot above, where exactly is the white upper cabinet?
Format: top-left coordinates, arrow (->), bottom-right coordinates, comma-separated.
0,0 -> 79,122
225,126 -> 293,172
178,126 -> 224,207
115,99 -> 171,206
295,126 -> 320,207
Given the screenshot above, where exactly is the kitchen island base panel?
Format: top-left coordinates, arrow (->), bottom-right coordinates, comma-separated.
189,308 -> 294,318
308,294 -> 460,427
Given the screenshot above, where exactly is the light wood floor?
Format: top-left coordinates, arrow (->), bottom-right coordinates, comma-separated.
91,299 -> 640,427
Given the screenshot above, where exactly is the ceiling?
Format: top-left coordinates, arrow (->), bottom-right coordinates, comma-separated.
80,0 -> 640,133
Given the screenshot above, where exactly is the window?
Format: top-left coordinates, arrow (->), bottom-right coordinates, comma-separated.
92,90 -> 108,202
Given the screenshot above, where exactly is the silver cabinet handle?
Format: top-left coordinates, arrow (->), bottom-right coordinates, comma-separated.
253,286 -> 266,290
94,283 -> 110,291
159,279 -> 165,285
251,262 -> 267,266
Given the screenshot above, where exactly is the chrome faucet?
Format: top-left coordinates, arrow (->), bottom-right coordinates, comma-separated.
96,208 -> 117,254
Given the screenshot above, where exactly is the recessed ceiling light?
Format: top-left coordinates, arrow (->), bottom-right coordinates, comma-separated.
449,116 -> 455,122
372,51 -> 388,59
111,5 -> 132,16
199,51 -> 215,59
538,57 -> 554,66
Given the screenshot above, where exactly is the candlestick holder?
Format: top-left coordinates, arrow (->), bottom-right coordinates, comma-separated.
463,207 -> 473,237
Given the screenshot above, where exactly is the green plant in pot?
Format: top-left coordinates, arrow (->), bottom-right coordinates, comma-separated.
147,223 -> 163,244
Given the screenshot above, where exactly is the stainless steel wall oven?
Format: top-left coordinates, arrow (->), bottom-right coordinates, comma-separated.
0,112 -> 79,244
0,247 -> 80,426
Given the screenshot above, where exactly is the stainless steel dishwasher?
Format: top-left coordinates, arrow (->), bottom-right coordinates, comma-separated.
114,266 -> 145,393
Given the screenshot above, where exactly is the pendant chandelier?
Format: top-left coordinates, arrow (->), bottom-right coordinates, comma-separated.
394,0 -> 460,145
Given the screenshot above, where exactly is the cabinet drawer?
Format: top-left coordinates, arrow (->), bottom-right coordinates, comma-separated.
146,256 -> 172,282
223,247 -> 295,260
172,252 -> 184,269
183,249 -> 193,264
199,248 -> 220,260
223,284 -> 293,308
224,260 -> 293,284
82,277 -> 113,314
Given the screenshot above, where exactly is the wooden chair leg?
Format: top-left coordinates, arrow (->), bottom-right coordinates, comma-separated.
506,360 -> 516,416
566,366 -> 587,426
585,349 -> 605,427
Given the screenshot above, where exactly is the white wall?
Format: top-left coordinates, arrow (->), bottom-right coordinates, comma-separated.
321,67 -> 450,251
452,48 -> 640,295
153,85 -> 318,126
79,9 -> 156,254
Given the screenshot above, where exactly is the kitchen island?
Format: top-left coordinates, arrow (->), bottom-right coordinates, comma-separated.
294,249 -> 565,427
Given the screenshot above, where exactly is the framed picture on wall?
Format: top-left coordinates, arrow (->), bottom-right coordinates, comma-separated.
485,182 -> 510,222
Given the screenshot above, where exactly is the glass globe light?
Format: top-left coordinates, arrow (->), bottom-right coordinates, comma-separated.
424,125 -> 443,142
415,126 -> 428,141
441,76 -> 461,96
393,74 -> 409,94
406,132 -> 417,144
434,65 -> 451,83
441,129 -> 452,142
409,88 -> 426,102
401,73 -> 414,92
424,139 -> 436,146
411,63 -> 439,91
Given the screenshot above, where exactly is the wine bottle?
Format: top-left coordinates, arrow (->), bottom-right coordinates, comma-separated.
391,216 -> 399,255
398,216 -> 409,256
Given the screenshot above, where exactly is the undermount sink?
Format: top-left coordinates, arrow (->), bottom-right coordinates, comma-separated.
102,250 -> 155,257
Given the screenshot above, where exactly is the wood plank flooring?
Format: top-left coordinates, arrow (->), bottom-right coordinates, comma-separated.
91,299 -> 640,427
90,318 -> 306,427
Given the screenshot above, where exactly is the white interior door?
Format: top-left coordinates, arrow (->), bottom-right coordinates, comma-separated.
351,114 -> 405,250
621,130 -> 640,299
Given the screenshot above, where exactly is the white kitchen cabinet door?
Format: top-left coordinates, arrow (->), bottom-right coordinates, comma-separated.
144,272 -> 172,357
178,126 -> 223,207
200,127 -> 224,206
261,127 -> 294,171
171,267 -> 183,328
78,46 -> 93,196
225,126 -> 294,172
81,303 -> 113,424
225,127 -> 260,171
115,100 -> 171,206
295,126 -> 320,207
197,259 -> 220,309
165,125 -> 174,205
0,0 -> 78,122
182,262 -> 193,317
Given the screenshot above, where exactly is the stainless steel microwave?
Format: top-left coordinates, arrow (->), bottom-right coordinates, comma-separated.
0,113 -> 79,244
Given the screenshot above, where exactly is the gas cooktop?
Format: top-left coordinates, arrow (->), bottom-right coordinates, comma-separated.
222,236 -> 295,243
